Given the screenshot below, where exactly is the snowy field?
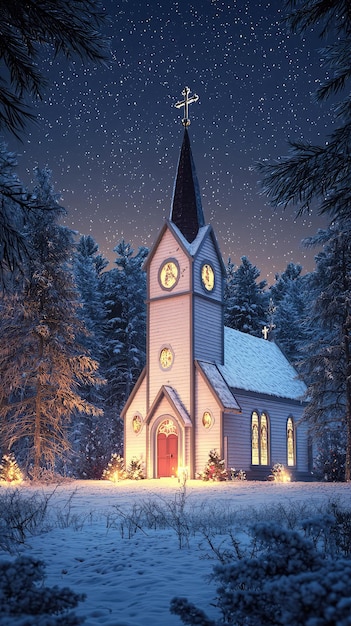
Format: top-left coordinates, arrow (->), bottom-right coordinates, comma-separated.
2,478 -> 351,626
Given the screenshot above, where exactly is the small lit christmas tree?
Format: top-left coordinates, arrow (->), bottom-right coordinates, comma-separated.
0,453 -> 24,483
102,453 -> 127,482
199,449 -> 228,481
271,462 -> 291,482
127,457 -> 144,480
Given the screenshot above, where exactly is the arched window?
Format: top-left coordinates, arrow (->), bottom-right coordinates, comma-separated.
287,417 -> 295,466
260,413 -> 268,465
251,412 -> 259,465
251,411 -> 270,466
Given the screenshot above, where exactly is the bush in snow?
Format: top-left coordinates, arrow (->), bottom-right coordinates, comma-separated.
0,555 -> 85,625
0,453 -> 23,483
0,489 -> 51,553
269,462 -> 291,482
171,520 -> 351,626
228,468 -> 246,481
102,453 -> 127,482
198,450 -> 228,481
127,456 -> 145,480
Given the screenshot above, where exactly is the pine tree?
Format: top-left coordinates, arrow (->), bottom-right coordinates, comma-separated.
71,235 -> 112,478
224,256 -> 268,336
270,262 -> 303,305
0,0 -> 109,137
0,143 -> 31,286
0,168 -> 103,479
257,1 -> 351,223
0,452 -> 23,483
299,221 -> 351,481
199,449 -> 228,481
269,264 -> 309,363
101,240 -> 148,418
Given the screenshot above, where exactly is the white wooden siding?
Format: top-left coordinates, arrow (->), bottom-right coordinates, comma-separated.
148,228 -> 191,300
124,379 -> 147,467
124,376 -> 148,468
194,297 -> 223,362
148,294 -> 192,411
194,369 -> 222,474
193,235 -> 223,301
224,393 -> 308,473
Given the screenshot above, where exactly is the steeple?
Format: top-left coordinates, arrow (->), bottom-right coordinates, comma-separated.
170,126 -> 205,243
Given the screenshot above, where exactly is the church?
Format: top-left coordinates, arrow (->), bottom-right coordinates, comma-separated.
121,89 -> 310,480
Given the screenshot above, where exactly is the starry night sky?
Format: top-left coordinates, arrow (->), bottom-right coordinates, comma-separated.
11,0 -> 332,283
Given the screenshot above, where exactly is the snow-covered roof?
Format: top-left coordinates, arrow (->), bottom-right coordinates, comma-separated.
219,327 -> 307,401
197,361 -> 241,411
163,385 -> 192,426
169,221 -> 211,257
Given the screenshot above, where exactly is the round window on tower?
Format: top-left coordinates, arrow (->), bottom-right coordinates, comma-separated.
159,258 -> 180,290
159,346 -> 174,370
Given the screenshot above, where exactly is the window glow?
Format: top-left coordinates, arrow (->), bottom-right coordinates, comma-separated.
251,412 -> 259,465
287,416 -> 295,466
260,413 -> 268,466
251,411 -> 269,466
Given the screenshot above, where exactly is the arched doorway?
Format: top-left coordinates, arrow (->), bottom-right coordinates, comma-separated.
157,419 -> 178,477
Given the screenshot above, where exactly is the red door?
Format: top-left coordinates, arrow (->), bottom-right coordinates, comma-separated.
157,432 -> 178,477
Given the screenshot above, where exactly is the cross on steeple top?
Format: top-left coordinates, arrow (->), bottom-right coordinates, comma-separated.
175,86 -> 199,127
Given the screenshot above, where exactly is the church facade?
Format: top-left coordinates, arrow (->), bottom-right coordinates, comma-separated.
121,124 -> 310,480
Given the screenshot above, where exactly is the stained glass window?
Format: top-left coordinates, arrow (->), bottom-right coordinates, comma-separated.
251,412 -> 259,465
287,417 -> 295,466
260,413 -> 268,466
251,411 -> 270,466
158,419 -> 177,436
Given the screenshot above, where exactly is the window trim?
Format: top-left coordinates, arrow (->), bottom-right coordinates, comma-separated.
287,416 -> 296,467
251,411 -> 270,466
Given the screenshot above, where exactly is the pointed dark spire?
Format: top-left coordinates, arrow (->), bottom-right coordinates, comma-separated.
170,128 -> 205,243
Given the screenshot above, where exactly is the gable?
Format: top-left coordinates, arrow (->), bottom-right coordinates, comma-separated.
219,327 -> 307,401
145,385 -> 192,427
196,360 -> 241,412
146,222 -> 192,300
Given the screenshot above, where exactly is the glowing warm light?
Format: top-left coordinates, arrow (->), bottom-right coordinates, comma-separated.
110,470 -> 120,483
177,466 -> 189,484
271,463 -> 291,483
0,453 -> 24,483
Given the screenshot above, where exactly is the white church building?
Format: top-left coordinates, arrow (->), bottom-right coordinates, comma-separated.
121,93 -> 310,480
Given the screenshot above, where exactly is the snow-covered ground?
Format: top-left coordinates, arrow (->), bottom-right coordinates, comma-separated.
2,479 -> 351,626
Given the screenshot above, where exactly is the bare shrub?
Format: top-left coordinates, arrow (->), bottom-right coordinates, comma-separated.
0,489 -> 53,553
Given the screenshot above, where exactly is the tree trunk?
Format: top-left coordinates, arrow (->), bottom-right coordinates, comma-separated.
33,382 -> 42,481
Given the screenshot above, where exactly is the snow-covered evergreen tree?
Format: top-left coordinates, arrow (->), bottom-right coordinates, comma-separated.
101,240 -> 148,422
71,235 -> 112,478
198,449 -> 228,481
0,143 -> 30,287
299,221 -> 351,481
0,167 -> 103,479
269,264 -> 310,363
73,235 -> 108,353
224,256 -> 268,336
0,452 -> 23,483
270,262 -> 303,305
